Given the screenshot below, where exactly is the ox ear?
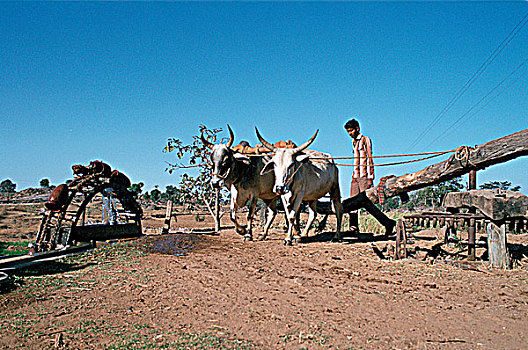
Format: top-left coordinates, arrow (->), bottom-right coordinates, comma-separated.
233,153 -> 250,164
261,161 -> 275,175
295,153 -> 311,163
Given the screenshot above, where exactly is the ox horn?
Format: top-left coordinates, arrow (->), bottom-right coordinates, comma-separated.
200,131 -> 214,150
293,129 -> 319,153
226,124 -> 234,148
255,127 -> 277,152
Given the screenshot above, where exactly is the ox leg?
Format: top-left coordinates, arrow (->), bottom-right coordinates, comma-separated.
283,195 -> 302,246
330,183 -> 344,242
259,199 -> 277,241
300,201 -> 317,241
244,197 -> 258,241
229,188 -> 247,236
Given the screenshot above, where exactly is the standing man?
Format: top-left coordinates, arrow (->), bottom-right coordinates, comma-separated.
344,119 -> 395,236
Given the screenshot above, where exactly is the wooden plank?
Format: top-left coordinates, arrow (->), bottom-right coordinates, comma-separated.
366,128 -> 528,203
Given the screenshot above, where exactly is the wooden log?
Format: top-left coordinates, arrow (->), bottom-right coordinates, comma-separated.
487,222 -> 511,269
367,129 -> 528,203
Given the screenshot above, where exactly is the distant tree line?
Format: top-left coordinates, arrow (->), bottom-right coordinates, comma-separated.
381,178 -> 521,211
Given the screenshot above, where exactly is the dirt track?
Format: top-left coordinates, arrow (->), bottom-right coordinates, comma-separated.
1,211 -> 528,349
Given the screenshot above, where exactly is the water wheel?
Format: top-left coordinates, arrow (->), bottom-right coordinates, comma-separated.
33,161 -> 142,253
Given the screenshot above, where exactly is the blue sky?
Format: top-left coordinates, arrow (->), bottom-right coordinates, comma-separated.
1,1 -> 527,197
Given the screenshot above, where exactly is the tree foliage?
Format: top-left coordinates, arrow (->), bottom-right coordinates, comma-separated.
164,125 -> 228,208
149,186 -> 162,203
39,178 -> 50,188
479,180 -> 520,192
405,177 -> 465,210
0,179 -> 16,193
129,182 -> 144,199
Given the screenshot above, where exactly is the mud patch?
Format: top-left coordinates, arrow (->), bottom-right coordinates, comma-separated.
141,234 -> 205,256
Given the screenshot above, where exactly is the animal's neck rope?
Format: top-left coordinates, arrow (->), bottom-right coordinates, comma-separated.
213,163 -> 244,185
212,168 -> 231,180
284,162 -> 305,187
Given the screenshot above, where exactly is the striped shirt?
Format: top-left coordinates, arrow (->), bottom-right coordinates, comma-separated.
352,133 -> 375,180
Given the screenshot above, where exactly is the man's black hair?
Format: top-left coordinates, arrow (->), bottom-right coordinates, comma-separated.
344,119 -> 360,130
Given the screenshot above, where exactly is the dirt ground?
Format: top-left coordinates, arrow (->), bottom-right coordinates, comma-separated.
1,202 -> 528,349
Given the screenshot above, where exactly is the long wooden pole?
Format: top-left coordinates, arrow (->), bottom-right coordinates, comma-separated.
366,128 -> 528,203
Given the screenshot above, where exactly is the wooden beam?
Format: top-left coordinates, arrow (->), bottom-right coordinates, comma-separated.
0,243 -> 92,271
367,128 -> 528,203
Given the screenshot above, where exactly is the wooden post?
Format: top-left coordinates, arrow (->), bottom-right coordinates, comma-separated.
468,218 -> 476,261
468,169 -> 477,191
487,222 -> 510,269
394,219 -> 407,260
162,200 -> 173,234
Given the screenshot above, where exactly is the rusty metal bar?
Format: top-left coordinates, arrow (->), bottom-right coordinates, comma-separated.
469,170 -> 477,191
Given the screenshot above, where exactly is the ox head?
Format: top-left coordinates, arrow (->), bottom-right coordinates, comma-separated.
256,127 -> 318,195
201,125 -> 250,188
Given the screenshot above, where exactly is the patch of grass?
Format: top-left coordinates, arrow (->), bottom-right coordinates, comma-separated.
102,330 -> 258,350
359,211 -> 405,234
0,240 -> 31,256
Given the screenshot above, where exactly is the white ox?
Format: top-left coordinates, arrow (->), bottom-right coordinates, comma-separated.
201,125 -> 280,241
256,128 -> 344,245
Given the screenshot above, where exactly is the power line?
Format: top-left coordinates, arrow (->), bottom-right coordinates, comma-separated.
408,12 -> 528,151
424,56 -> 528,149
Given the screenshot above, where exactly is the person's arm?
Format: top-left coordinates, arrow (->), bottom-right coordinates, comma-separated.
364,136 -> 375,180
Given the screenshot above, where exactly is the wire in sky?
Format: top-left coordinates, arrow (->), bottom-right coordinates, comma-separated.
424,56 -> 528,149
407,12 -> 528,151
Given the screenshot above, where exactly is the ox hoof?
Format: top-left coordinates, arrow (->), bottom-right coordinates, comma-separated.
243,234 -> 253,241
283,239 -> 293,246
293,235 -> 302,244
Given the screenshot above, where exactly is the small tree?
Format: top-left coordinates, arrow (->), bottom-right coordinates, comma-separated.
0,179 -> 16,193
150,186 -> 162,203
164,125 -> 227,231
129,182 -> 144,199
480,180 -> 521,192
163,185 -> 181,204
39,178 -> 50,188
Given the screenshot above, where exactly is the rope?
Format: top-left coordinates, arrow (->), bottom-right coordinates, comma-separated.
212,167 -> 231,180
310,148 -> 458,160
334,150 -> 451,167
180,146 -> 462,170
284,162 -> 305,187
454,145 -> 476,168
